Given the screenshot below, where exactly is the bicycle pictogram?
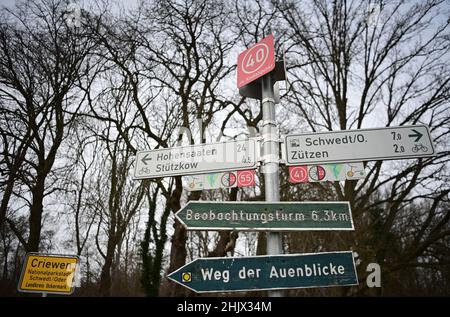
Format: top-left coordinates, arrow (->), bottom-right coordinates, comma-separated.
138,167 -> 151,175
412,143 -> 428,153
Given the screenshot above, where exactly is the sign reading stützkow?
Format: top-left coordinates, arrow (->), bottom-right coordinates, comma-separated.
134,139 -> 257,179
284,125 -> 435,165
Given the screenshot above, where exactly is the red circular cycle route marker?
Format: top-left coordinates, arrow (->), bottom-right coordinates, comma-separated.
308,165 -> 326,181
237,170 -> 255,187
289,166 -> 309,183
221,172 -> 237,187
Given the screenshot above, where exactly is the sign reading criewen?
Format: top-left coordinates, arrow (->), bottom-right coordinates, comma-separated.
18,253 -> 79,295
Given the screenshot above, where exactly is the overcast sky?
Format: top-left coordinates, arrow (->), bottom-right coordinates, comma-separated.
0,0 -> 14,8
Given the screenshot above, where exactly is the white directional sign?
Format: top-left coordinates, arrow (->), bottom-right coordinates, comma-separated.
134,139 -> 257,179
284,125 -> 435,165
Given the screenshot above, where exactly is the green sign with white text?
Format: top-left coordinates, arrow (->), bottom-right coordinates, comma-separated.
175,201 -> 353,231
168,251 -> 358,293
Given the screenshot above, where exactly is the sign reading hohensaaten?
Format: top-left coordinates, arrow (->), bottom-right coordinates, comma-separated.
175,201 -> 354,231
18,253 -> 79,295
134,139 -> 257,179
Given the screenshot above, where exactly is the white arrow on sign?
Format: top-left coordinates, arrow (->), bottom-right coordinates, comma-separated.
284,125 -> 435,165
134,139 -> 257,179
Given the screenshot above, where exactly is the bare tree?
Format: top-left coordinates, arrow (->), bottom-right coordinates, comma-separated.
82,0 -> 241,296
90,126 -> 147,296
140,182 -> 171,297
0,0 -> 97,252
273,0 -> 450,295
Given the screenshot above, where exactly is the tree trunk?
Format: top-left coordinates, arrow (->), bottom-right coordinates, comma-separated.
166,221 -> 187,296
164,177 -> 193,296
0,178 -> 15,230
99,236 -> 116,296
26,177 -> 45,253
208,188 -> 239,257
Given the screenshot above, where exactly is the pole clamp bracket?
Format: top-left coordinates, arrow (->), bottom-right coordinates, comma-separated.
259,154 -> 281,164
262,97 -> 275,104
261,119 -> 277,127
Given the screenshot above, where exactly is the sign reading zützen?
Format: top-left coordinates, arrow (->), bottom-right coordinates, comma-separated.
237,34 -> 275,88
284,125 -> 435,165
18,253 -> 79,295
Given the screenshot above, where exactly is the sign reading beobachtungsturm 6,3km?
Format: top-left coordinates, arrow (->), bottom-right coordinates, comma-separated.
134,139 -> 257,179
284,125 -> 435,165
175,201 -> 354,231
168,251 -> 358,293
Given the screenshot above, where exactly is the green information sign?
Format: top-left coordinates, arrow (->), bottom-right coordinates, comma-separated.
168,251 -> 358,293
175,201 -> 353,231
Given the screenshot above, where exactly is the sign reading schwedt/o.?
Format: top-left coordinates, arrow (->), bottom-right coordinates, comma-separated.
134,139 -> 257,179
284,125 -> 435,165
18,253 -> 79,295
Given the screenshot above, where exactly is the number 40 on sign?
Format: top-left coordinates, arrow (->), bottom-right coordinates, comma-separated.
237,34 -> 275,89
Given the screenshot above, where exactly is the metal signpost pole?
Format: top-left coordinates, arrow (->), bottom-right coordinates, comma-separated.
261,74 -> 283,297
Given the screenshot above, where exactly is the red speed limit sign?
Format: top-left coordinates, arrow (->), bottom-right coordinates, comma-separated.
237,34 -> 275,88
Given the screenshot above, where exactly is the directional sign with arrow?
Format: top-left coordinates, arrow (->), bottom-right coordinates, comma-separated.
167,251 -> 358,293
284,125 -> 435,165
408,129 -> 423,142
141,154 -> 152,165
134,139 -> 257,179
175,201 -> 354,231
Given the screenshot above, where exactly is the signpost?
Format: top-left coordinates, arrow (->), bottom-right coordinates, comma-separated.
167,251 -> 358,293
134,139 -> 257,179
175,201 -> 354,231
18,253 -> 79,295
159,34 -> 373,297
284,125 -> 435,165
